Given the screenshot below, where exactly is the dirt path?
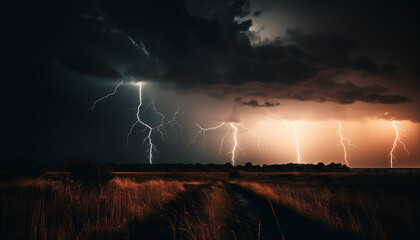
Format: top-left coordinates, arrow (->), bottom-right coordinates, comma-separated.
129,183 -> 210,240
224,183 -> 278,239
224,182 -> 359,240
129,182 -> 360,240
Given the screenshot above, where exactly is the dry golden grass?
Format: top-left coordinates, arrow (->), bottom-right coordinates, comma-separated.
0,177 -> 186,240
176,181 -> 232,240
238,181 -> 418,239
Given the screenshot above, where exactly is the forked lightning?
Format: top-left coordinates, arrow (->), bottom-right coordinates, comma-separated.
338,121 -> 357,166
89,81 -> 182,164
188,122 -> 260,166
389,120 -> 410,168
87,81 -> 123,111
294,123 -> 302,163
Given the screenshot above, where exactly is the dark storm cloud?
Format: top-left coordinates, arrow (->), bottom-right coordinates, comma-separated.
263,101 -> 280,107
57,7 -> 164,81
56,0 -> 410,105
253,10 -> 263,17
285,79 -> 412,104
358,94 -> 411,104
195,76 -> 412,106
284,29 -> 399,73
58,0 -> 317,86
61,53 -> 122,79
242,100 -> 280,107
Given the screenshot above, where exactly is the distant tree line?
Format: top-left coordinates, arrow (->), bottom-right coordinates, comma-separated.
109,162 -> 350,172
1,158 -> 350,176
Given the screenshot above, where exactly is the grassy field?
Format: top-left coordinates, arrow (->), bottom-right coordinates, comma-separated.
0,177 -> 186,239
1,171 -> 419,239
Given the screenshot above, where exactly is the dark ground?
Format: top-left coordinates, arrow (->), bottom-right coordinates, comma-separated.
121,170 -> 420,240
2,170 -> 420,239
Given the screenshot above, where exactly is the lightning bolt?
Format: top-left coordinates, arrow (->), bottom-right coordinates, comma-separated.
338,121 -> 357,166
87,81 -> 155,163
188,122 -> 226,150
389,120 -> 410,168
89,81 -> 182,164
294,123 -> 302,164
151,101 -> 183,141
188,122 -> 260,165
87,81 -> 123,111
86,29 -> 182,164
126,35 -> 150,57
235,123 -> 262,151
130,83 -> 155,164
218,127 -> 231,157
125,82 -> 183,164
230,123 -> 239,166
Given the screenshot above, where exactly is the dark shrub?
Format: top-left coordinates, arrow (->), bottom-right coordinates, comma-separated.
68,160 -> 114,187
342,165 -> 350,172
316,162 -> 326,172
244,162 -> 253,167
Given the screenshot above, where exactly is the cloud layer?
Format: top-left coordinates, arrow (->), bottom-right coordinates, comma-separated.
59,0 -> 411,106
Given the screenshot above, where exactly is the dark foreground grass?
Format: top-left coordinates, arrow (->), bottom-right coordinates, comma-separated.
0,177 -> 186,239
173,182 -> 233,240
237,174 -> 420,239
1,171 -> 420,239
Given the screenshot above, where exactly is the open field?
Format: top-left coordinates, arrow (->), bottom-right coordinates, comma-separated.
1,170 -> 420,239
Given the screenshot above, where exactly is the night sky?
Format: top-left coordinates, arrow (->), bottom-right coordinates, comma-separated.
2,0 -> 419,167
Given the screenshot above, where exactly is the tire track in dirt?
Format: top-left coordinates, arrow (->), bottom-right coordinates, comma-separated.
224,182 -> 359,240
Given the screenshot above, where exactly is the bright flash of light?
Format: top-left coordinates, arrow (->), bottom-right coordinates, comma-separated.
230,123 -> 239,166
294,123 -> 302,163
389,120 -> 410,168
87,31 -> 183,164
125,82 -> 183,164
338,121 -> 357,166
89,81 -> 182,164
87,81 -> 123,111
188,122 -> 226,150
130,83 -> 155,164
188,122 -> 260,165
151,101 -> 183,141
